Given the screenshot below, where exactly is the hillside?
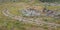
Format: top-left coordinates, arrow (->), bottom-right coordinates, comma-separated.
0,0 -> 60,30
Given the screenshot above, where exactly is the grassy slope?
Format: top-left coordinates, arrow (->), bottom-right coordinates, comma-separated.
0,0 -> 60,30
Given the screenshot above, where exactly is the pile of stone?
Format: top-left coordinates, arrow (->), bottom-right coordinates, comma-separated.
42,8 -> 60,18
21,8 -> 41,17
42,8 -> 56,17
20,8 -> 60,18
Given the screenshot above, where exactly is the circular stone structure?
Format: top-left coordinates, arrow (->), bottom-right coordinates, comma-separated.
21,8 -> 41,17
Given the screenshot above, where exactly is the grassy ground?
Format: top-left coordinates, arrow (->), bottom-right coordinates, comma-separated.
0,0 -> 60,30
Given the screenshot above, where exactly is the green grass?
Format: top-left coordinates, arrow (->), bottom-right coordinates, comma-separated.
0,0 -> 60,30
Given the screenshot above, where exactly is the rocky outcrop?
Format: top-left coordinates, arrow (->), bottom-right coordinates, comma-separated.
21,8 -> 41,17
20,8 -> 60,18
42,8 -> 60,18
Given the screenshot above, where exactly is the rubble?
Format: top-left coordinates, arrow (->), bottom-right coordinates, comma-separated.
20,7 -> 60,18
42,8 -> 60,18
21,8 -> 41,17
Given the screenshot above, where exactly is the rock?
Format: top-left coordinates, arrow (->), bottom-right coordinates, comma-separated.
21,8 -> 41,17
42,8 -> 56,17
43,8 -> 54,14
44,9 -> 60,18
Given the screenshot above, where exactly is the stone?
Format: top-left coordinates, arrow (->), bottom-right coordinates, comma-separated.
42,8 -> 56,17
21,8 -> 41,17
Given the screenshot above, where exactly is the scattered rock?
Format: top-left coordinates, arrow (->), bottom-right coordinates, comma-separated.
21,8 -> 41,17
21,7 -> 60,18
42,8 -> 59,17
